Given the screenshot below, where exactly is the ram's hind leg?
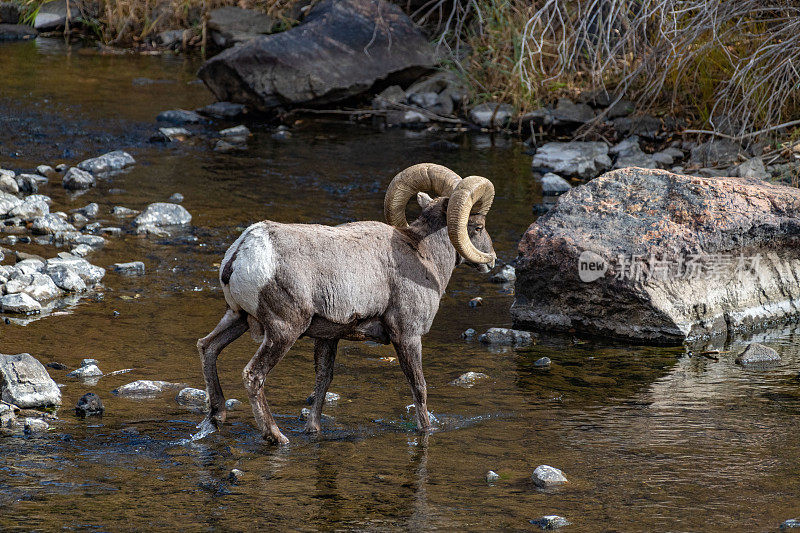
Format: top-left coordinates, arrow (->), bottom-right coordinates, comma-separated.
243,323 -> 303,445
197,308 -> 249,428
304,339 -> 338,434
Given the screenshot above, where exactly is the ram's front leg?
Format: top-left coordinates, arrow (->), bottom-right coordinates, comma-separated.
305,338 -> 338,434
393,335 -> 431,431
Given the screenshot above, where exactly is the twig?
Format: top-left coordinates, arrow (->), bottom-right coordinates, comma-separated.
682,118 -> 800,141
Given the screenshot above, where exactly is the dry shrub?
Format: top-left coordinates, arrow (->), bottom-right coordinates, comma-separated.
415,0 -> 800,137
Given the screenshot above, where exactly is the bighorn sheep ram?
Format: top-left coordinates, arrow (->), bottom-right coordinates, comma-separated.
197,163 -> 496,444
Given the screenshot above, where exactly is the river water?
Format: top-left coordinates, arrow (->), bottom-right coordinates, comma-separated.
1,40 -> 799,532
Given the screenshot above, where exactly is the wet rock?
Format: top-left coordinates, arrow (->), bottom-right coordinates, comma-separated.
55,163 -> 68,172
45,362 -> 68,370
62,167 -> 95,190
72,234 -> 106,249
67,361 -> 103,378
36,165 -> 54,176
16,173 -> 44,193
22,273 -> 63,301
176,387 -> 207,407
112,206 -> 139,218
690,139 -> 741,166
468,297 -> 483,308
0,23 -> 36,41
113,380 -> 182,397
168,193 -> 184,203
198,0 -> 434,111
75,392 -> 104,417
532,142 -> 611,179
0,193 -> 23,217
0,293 -> 42,314
219,125 -> 250,142
490,264 -> 516,283
512,168 -> 800,343
531,465 -> 568,488
299,407 -> 334,421
613,115 -> 661,139
228,468 -> 244,484
305,391 -> 340,405
157,109 -> 203,124
781,518 -> 800,529
0,353 -> 61,408
208,6 -> 279,48
483,470 -> 501,483
735,343 -> 781,365
113,261 -> 145,275
0,401 -> 17,428
461,328 -> 477,339
45,257 -> 105,286
15,258 -> 44,276
539,173 -> 571,196
225,398 -> 242,410
0,173 -> 18,194
98,227 -> 122,237
214,139 -> 245,152
70,244 -> 93,257
197,101 -> 246,119
23,417 -> 49,433
530,515 -> 571,529
270,130 -> 291,141
78,150 -> 135,175
70,212 -> 88,228
469,102 -> 514,128
735,156 -> 769,179
76,203 -> 99,218
31,213 -> 76,234
153,127 -> 191,142
534,357 -> 552,367
450,371 -> 489,387
552,98 -> 594,125
8,196 -> 49,222
133,202 -> 191,233
478,328 -> 534,346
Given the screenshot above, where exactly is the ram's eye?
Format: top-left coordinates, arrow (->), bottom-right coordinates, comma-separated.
475,226 -> 484,232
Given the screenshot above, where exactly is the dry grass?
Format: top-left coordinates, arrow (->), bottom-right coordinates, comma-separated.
414,0 -> 800,138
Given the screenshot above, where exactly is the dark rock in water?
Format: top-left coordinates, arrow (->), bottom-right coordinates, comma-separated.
151,127 -> 190,143
198,0 -> 434,111
0,3 -> 20,23
197,101 -> 246,119
75,392 -> 104,417
46,362 -> 68,370
208,6 -> 279,48
0,23 -> 37,41
461,328 -> 477,339
157,109 -> 203,125
77,151 -> 135,174
512,168 -> 800,344
530,515 -> 571,530
478,328 -> 534,346
0,353 -> 61,408
735,343 -> 781,365
270,131 -> 291,141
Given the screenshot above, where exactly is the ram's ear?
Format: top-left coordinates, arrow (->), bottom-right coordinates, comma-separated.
416,191 -> 433,208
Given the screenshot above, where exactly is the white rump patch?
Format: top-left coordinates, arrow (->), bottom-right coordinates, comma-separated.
221,223 -> 277,316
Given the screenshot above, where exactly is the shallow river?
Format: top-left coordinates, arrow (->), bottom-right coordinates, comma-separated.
1,40 -> 800,532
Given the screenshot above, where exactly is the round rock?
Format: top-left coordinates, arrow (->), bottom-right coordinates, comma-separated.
532,465 -> 568,488
75,392 -> 104,417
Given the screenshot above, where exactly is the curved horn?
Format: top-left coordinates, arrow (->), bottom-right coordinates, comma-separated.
446,175 -> 496,264
384,163 -> 462,228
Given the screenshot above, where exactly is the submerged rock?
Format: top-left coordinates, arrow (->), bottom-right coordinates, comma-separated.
197,101 -> 245,119
478,328 -> 534,346
77,151 -> 135,174
113,262 -> 145,275
62,167 -> 95,190
67,362 -> 103,378
133,203 -> 191,232
305,391 -> 340,405
532,142 -> 611,179
735,343 -> 781,365
461,328 -> 477,339
531,465 -> 568,488
75,392 -> 104,417
176,387 -> 207,407
198,0 -> 434,111
485,470 -> 500,482
539,173 -> 571,196
157,109 -> 203,124
113,380 -> 182,397
0,353 -> 61,408
530,515 -> 571,530
23,417 -> 49,434
0,23 -> 36,42
450,371 -> 489,387
512,168 -> 800,344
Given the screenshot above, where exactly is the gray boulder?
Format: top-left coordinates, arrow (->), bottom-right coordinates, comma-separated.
0,353 -> 61,408
613,115 -> 661,139
32,213 -> 76,234
8,197 -> 49,220
552,98 -> 594,125
21,273 -> 63,301
133,202 -> 191,231
735,157 -> 769,179
15,173 -> 43,193
469,102 -> 514,128
62,167 -> 95,190
197,101 -> 245,119
0,172 -> 18,193
176,387 -> 207,407
208,6 -> 279,48
44,257 -> 105,285
198,0 -> 434,111
512,168 -> 800,343
156,109 -> 203,124
531,465 -> 568,488
489,264 -> 516,283
48,266 -> 86,292
0,293 -> 41,314
478,328 -> 534,346
735,343 -> 781,365
532,142 -> 611,179
539,172 -> 571,196
77,150 -> 135,174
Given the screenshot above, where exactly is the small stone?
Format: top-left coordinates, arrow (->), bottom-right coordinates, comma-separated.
113,262 -> 145,275
62,167 -> 96,190
539,173 -> 571,196
75,392 -> 104,417
461,328 -> 477,339
36,165 -> 54,176
23,417 -> 49,433
485,470 -> 500,482
478,328 -> 534,346
112,380 -> 181,397
176,387 -> 207,407
67,364 -> 103,378
450,371 -> 489,387
271,130 -> 291,141
530,515 -> 571,529
219,125 -> 250,140
305,391 -> 340,405
70,244 -> 93,257
157,109 -> 203,125
77,151 -> 135,175
781,518 -> 800,529
469,297 -> 483,308
735,343 -> 781,365
168,193 -> 184,203
469,102 -> 514,128
225,398 -> 242,410
531,465 -> 568,488
153,127 -> 191,142
489,265 -> 516,283
77,203 -> 99,218
534,357 -> 551,367
133,203 -> 191,230
55,163 -> 68,172
228,468 -> 244,483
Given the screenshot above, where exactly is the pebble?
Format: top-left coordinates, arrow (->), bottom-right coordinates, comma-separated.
75,392 -> 104,417
219,125 -> 250,141
530,515 -> 571,530
461,328 -> 477,339
534,357 -> 551,367
469,297 -> 483,308
450,371 -> 489,387
36,165 -> 54,176
168,193 -> 184,203
531,465 -> 568,488
485,470 -> 500,482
